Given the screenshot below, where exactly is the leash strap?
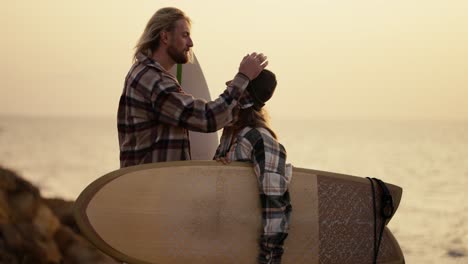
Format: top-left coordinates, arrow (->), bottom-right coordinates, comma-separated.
366,177 -> 395,264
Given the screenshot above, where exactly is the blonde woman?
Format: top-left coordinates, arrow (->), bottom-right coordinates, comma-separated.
215,70 -> 292,264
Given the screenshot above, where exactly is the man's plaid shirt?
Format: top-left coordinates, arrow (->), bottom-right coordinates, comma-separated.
118,52 -> 250,167
214,126 -> 292,264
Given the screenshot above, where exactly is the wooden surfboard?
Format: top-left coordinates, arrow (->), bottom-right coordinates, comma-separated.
74,161 -> 404,264
169,53 -> 219,160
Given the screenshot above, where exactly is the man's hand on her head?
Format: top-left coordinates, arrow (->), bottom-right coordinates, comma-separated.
239,52 -> 268,80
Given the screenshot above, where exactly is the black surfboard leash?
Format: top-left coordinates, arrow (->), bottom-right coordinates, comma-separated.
366,177 -> 395,264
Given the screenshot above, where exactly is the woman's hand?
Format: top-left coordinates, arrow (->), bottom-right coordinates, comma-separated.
215,156 -> 231,165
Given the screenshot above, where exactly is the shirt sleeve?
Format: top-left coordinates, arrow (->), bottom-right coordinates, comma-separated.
213,127 -> 235,159
151,72 -> 250,133
247,129 -> 292,258
246,130 -> 290,196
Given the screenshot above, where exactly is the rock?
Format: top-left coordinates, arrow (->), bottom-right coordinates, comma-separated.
54,226 -> 77,253
0,190 -> 10,224
64,241 -> 117,264
64,242 -> 97,263
6,167 -> 41,222
14,222 -> 49,262
34,237 -> 62,263
9,191 -> 39,222
0,165 -> 119,264
57,226 -> 118,264
0,246 -> 19,264
44,198 -> 74,220
0,166 -> 19,191
45,198 -> 79,233
33,204 -> 61,239
1,223 -> 24,251
0,166 -> 40,195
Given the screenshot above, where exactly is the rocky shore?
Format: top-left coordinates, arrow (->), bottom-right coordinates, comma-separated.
0,166 -> 118,264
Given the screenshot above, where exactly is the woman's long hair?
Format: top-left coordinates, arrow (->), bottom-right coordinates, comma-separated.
134,7 -> 191,61
234,107 -> 278,140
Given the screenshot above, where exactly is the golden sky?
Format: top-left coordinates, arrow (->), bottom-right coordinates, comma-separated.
2,0 -> 468,120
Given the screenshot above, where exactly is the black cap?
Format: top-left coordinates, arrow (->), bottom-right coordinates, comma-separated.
246,69 -> 277,110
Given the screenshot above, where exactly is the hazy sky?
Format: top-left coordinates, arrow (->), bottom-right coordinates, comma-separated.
2,0 -> 467,120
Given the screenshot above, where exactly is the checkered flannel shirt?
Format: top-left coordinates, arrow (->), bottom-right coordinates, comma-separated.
118,52 -> 250,167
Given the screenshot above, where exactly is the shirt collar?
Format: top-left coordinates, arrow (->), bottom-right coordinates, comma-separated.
238,90 -> 254,109
136,52 -> 166,72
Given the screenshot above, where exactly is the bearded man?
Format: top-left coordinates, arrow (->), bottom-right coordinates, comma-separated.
118,7 -> 268,167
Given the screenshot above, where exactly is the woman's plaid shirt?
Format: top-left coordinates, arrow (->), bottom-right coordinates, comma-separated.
214,126 -> 292,263
118,53 -> 250,167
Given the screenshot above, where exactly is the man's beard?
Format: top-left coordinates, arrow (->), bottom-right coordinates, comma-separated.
167,44 -> 189,64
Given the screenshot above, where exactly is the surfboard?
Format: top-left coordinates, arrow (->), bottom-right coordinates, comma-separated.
169,53 -> 219,160
74,161 -> 404,264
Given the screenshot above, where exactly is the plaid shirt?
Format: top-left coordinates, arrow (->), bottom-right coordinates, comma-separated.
118,52 -> 250,167
214,126 -> 292,264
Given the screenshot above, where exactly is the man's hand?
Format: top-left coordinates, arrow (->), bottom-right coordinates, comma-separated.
238,52 -> 268,80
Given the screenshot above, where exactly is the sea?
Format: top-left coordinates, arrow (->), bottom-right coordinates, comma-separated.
0,115 -> 467,264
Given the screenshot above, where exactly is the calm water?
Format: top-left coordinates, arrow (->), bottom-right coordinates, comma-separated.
0,115 -> 467,264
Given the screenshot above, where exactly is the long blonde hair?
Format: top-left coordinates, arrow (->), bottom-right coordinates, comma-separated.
234,107 -> 278,139
134,7 -> 191,61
